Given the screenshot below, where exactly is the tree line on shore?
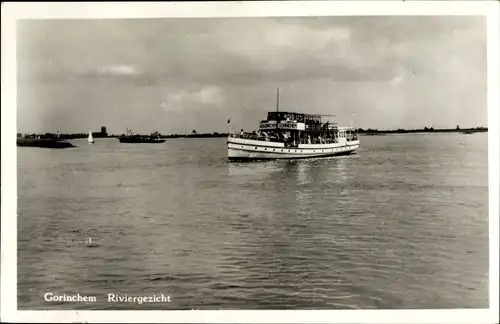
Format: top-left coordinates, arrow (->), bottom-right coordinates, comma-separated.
16,131 -> 230,139
357,125 -> 487,135
17,125 -> 488,139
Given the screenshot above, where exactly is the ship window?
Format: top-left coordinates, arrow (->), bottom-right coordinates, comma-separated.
241,146 -> 243,148
265,148 -> 267,150
273,149 -> 276,151
255,147 -> 258,149
281,149 -> 283,152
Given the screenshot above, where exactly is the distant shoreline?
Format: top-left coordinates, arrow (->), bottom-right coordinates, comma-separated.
17,127 -> 487,139
356,127 -> 487,136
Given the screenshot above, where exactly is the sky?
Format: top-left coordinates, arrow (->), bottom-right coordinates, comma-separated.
16,16 -> 487,135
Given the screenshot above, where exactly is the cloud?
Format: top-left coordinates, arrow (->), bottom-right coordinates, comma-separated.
217,20 -> 351,55
16,16 -> 487,133
165,86 -> 226,109
95,65 -> 137,76
390,75 -> 404,86
198,86 -> 225,104
206,20 -> 357,82
20,17 -> 482,87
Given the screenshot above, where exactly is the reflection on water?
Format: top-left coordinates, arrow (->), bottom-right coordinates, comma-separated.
18,134 -> 489,310
227,161 -> 283,177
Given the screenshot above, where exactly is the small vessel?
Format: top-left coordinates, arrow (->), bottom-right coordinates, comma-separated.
118,129 -> 166,143
227,88 -> 360,161
88,130 -> 95,144
17,134 -> 76,148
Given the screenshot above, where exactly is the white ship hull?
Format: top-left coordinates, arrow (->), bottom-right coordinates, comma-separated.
228,137 -> 359,160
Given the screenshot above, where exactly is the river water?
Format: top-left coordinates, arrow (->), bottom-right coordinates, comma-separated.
17,133 -> 489,310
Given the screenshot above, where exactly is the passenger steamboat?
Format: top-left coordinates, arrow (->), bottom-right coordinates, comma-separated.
227,89 -> 360,161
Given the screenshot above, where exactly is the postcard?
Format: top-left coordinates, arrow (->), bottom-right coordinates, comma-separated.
1,1 -> 498,323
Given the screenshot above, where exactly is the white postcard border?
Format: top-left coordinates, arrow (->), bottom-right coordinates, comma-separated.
1,1 -> 499,323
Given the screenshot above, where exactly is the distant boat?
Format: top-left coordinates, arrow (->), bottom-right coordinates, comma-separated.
88,130 -> 95,144
118,129 -> 166,144
17,135 -> 76,148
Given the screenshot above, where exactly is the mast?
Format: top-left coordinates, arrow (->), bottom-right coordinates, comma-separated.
275,88 -> 280,133
276,87 -> 280,113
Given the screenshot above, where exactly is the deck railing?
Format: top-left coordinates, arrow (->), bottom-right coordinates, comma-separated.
230,133 -> 363,146
229,133 -> 284,142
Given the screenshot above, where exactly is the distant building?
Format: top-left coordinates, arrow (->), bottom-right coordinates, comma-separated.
100,126 -> 108,136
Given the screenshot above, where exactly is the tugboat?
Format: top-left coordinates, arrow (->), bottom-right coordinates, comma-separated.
118,129 -> 166,143
17,132 -> 76,148
227,88 -> 360,161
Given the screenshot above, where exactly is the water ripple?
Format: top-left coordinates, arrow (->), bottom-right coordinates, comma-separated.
18,135 -> 489,310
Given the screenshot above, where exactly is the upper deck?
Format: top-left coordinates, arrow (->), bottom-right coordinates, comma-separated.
259,111 -> 352,132
266,112 -> 322,123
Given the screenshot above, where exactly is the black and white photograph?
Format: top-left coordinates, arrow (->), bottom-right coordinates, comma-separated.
1,1 -> 499,323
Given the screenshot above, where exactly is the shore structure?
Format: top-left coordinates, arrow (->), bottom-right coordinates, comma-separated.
227,89 -> 360,161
